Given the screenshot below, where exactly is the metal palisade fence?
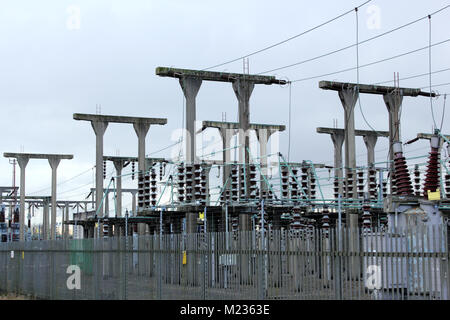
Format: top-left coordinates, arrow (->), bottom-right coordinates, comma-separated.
0,225 -> 448,300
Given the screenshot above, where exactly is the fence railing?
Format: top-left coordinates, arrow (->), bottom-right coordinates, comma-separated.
0,225 -> 448,300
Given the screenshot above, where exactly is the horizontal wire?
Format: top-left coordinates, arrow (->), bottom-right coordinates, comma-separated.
201,0 -> 372,71
258,4 -> 450,75
291,37 -> 450,83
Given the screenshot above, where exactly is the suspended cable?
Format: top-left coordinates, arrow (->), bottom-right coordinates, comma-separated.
290,37 -> 450,83
28,166 -> 95,195
288,81 -> 292,162
201,0 -> 373,71
258,4 -> 450,75
440,94 -> 447,132
355,7 -> 381,136
420,82 -> 450,90
372,67 -> 450,86
429,15 -> 437,129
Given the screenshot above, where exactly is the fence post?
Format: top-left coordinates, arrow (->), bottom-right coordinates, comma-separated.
202,206 -> 207,300
334,194 -> 343,299
258,199 -> 267,300
124,211 -> 128,300
158,208 -> 163,300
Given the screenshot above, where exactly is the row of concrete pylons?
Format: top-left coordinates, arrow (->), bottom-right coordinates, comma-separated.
3,69 -> 439,241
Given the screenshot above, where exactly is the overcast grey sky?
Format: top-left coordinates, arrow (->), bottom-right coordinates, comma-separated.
1,0 -> 450,224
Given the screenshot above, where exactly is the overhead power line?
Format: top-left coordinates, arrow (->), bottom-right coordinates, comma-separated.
28,166 -> 95,195
290,37 -> 450,83
372,67 -> 450,85
201,0 -> 373,71
258,4 -> 450,75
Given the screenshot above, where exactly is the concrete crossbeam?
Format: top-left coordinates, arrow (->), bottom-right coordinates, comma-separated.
156,67 -> 287,85
316,127 -> 389,137
319,81 -> 436,97
73,114 -> 167,125
74,113 -> 167,237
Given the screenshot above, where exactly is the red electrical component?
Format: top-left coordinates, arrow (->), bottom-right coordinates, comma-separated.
423,136 -> 441,199
393,142 -> 414,196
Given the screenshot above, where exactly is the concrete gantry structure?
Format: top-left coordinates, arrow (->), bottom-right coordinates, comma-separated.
73,114 -> 167,236
3,153 -> 73,241
0,186 -> 17,202
319,81 -> 434,280
103,156 -> 166,218
90,187 -> 139,218
156,67 -> 286,226
317,127 -> 389,196
0,187 -> 18,217
198,121 -> 285,200
2,195 -> 97,239
319,81 -> 435,195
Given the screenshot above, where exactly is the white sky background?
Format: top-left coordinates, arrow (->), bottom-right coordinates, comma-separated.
0,0 -> 449,227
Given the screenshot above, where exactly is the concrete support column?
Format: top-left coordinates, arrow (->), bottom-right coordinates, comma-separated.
133,122 -> 151,175
256,128 -> 276,197
233,80 -> 255,287
330,131 -> 345,196
91,120 -> 108,237
130,190 -> 137,217
338,89 -> 359,280
104,190 -> 109,217
363,134 -> 378,168
219,128 -> 236,201
133,122 -> 150,235
43,198 -> 50,240
203,165 -> 212,205
338,89 -> 359,200
17,156 -> 29,242
185,212 -> 197,233
179,77 -> 202,164
48,157 -> 61,240
65,203 -> 69,239
233,80 -> 255,200
383,93 -> 403,192
113,161 -> 124,217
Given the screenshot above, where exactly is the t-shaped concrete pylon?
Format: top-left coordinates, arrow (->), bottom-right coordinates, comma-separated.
319,80 -> 434,201
103,156 -> 165,217
3,152 -> 73,241
317,127 -> 389,197
73,114 -> 167,236
156,67 -> 286,214
198,121 -> 285,200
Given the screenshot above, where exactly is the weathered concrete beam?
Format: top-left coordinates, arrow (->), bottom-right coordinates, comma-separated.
316,127 -> 389,137
73,113 -> 167,125
90,188 -> 138,193
4,153 -> 73,160
103,156 -> 166,163
1,197 -> 91,204
199,121 -> 286,132
156,67 -> 287,85
271,162 -> 327,168
319,81 -> 436,97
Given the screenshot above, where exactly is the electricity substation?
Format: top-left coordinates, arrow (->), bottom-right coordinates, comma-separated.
1,1 -> 450,301
1,66 -> 449,300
